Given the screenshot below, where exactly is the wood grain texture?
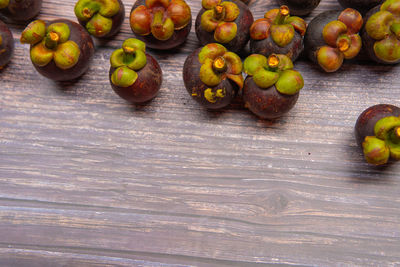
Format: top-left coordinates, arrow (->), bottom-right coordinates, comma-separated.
1,0 -> 400,266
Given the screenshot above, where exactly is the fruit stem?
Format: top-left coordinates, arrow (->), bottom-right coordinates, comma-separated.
152,8 -> 165,26
213,5 -> 225,20
390,23 -> 400,39
337,35 -> 350,52
274,5 -> 289,25
212,56 -> 227,73
267,54 -> 280,70
83,7 -> 94,19
390,126 -> 400,144
123,46 -> 136,55
45,31 -> 60,49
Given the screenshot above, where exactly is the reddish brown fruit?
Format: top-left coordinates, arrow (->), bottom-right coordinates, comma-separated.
250,6 -> 307,62
355,104 -> 400,165
130,0 -> 192,50
183,43 -> 243,109
109,38 -> 162,103
0,0 -> 42,22
304,8 -> 363,72
242,54 -> 303,119
362,0 -> 400,64
21,19 -> 95,81
195,0 -> 254,53
74,0 -> 125,38
0,19 -> 14,69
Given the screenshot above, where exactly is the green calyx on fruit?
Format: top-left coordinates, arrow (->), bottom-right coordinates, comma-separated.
130,0 -> 191,41
198,43 -> 243,89
250,5 -> 306,47
362,115 -> 400,165
0,0 -> 9,9
317,8 -> 362,72
243,53 -> 303,95
75,0 -> 120,37
110,38 -> 147,87
366,0 -> 400,62
21,20 -> 81,70
200,0 -> 239,43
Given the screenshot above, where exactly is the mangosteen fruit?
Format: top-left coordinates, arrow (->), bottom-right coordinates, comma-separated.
0,0 -> 42,22
130,0 -> 192,50
362,0 -> 400,64
20,19 -> 95,81
277,0 -> 321,16
74,0 -> 125,38
355,104 -> 400,165
0,19 -> 13,69
195,0 -> 254,53
250,5 -> 306,62
242,53 -> 303,119
183,43 -> 244,109
304,8 -> 363,72
338,0 -> 383,14
109,38 -> 162,103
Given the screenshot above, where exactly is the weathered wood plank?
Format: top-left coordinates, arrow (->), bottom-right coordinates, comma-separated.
1,0 -> 400,265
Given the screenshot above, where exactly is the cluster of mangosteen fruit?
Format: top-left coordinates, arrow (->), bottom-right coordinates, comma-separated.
0,0 -> 400,166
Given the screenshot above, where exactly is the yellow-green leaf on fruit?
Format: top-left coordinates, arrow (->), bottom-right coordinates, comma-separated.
243,54 -> 267,76
223,51 -> 242,74
122,38 -> 146,53
362,136 -> 390,165
53,40 -> 80,70
374,116 -> 400,140
200,9 -> 219,32
86,13 -> 113,37
111,66 -> 138,87
373,35 -> 400,63
275,70 -> 303,95
214,22 -> 237,43
20,20 -> 46,45
270,24 -> 295,48
198,43 -> 227,63
200,58 -> 222,87
47,23 -> 71,43
30,42 -> 54,67
276,54 -> 293,71
365,11 -> 394,40
221,1 -> 239,22
226,73 -> 243,89
126,50 -> 147,71
253,68 -> 279,89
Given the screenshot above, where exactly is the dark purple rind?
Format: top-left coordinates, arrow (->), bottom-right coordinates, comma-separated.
130,0 -> 192,50
183,48 -> 238,109
338,0 -> 382,14
304,10 -> 342,65
277,0 -> 321,16
109,54 -> 162,103
0,20 -> 14,68
250,31 -> 303,62
32,19 -> 95,81
243,76 -> 299,120
77,0 -> 125,38
355,104 -> 400,147
361,5 -> 400,64
195,0 -> 254,53
0,0 -> 42,22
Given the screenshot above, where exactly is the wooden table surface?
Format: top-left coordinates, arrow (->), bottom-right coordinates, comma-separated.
1,0 -> 400,266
